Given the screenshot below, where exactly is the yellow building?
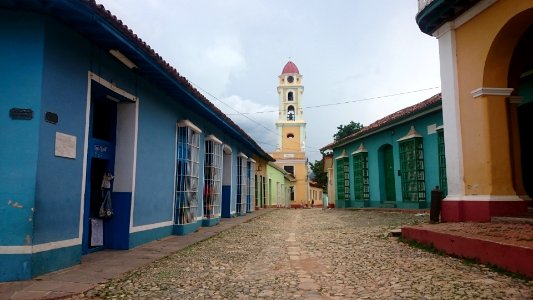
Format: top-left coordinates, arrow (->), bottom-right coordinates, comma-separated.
271,61 -> 311,208
416,0 -> 533,221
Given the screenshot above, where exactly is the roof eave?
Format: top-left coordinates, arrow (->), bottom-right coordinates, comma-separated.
416,0 -> 481,35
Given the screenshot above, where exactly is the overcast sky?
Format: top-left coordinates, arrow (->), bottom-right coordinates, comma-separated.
97,0 -> 441,162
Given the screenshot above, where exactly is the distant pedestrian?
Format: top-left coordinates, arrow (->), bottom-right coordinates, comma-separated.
311,199 -> 314,208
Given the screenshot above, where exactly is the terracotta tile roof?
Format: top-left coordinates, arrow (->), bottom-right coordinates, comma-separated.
282,61 -> 300,74
321,93 -> 442,151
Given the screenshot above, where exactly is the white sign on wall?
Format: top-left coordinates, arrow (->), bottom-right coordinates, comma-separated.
55,132 -> 76,159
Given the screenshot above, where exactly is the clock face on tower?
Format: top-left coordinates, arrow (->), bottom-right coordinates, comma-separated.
287,76 -> 294,83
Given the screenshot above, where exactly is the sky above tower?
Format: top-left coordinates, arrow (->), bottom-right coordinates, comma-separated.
97,0 -> 440,162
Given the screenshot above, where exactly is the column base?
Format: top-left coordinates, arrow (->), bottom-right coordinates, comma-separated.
441,196 -> 528,222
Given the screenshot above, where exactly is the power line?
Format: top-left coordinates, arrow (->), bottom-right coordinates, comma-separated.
226,86 -> 440,115
189,81 -> 440,154
189,80 -> 325,152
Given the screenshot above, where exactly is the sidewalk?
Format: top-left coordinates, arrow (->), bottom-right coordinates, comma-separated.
402,215 -> 533,279
0,209 -> 275,300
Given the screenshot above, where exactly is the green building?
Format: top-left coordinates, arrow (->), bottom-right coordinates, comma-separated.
321,94 -> 446,209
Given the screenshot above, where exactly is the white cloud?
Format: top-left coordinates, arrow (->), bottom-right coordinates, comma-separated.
196,37 -> 246,95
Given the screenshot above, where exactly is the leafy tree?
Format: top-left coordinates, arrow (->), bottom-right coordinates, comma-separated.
309,159 -> 327,191
333,121 -> 363,141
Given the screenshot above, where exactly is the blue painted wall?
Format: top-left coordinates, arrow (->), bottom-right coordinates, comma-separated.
333,110 -> 443,209
33,16 -> 91,244
0,12 -> 45,247
131,85 -> 177,227
1,8 -> 265,281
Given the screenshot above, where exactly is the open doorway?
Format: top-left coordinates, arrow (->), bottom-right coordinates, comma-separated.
81,74 -> 137,254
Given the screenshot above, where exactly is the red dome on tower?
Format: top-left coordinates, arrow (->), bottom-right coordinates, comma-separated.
282,61 -> 300,74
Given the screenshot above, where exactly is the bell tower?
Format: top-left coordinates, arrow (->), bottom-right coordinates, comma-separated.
275,61 -> 306,152
272,61 -> 309,207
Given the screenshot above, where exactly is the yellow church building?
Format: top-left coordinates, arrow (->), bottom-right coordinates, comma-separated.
416,0 -> 533,221
270,61 -> 312,208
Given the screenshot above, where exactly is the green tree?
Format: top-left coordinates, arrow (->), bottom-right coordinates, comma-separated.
309,159 -> 327,191
333,121 -> 364,141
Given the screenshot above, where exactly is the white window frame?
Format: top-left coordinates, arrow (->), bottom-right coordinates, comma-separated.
203,135 -> 223,219
248,159 -> 256,212
237,153 -> 248,214
175,120 -> 201,225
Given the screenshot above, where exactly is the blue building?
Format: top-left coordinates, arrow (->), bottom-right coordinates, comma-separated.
0,0 -> 273,281
321,94 -> 446,210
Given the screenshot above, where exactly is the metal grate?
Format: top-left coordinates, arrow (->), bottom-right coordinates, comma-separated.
353,152 -> 370,201
248,160 -> 256,212
236,155 -> 248,214
399,137 -> 426,202
336,157 -> 350,201
203,139 -> 223,219
438,130 -> 448,197
175,125 -> 200,224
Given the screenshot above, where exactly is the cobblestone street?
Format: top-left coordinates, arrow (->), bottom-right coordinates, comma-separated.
86,209 -> 532,299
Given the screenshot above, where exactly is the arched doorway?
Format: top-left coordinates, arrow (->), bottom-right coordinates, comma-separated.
482,7 -> 533,208
509,23 -> 533,201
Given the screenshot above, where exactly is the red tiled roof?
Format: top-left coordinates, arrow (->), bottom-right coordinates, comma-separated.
320,93 -> 442,151
282,61 -> 300,74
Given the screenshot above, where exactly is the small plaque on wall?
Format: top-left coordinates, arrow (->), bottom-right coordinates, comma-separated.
9,108 -> 33,120
55,132 -> 76,159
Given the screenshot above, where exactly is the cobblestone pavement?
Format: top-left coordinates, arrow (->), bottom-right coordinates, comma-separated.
81,209 -> 532,299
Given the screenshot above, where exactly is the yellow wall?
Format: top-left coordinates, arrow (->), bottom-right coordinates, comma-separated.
281,126 -> 302,151
454,0 -> 533,195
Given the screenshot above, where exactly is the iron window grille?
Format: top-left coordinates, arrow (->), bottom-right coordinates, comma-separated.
247,160 -> 256,212
352,151 -> 369,201
399,129 -> 426,202
236,153 -> 248,214
335,155 -> 350,201
203,135 -> 223,219
437,129 -> 448,197
175,121 -> 201,224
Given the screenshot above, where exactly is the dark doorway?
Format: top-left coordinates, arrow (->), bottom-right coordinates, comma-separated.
518,101 -> 533,198
82,83 -> 117,254
383,144 -> 396,202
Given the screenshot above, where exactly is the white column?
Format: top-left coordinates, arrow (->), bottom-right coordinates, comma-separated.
437,25 -> 465,198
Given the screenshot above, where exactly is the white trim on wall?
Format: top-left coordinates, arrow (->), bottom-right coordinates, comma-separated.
471,87 -> 514,98
205,134 -> 223,144
0,238 -> 80,255
177,119 -> 202,134
78,72 -> 92,242
130,221 -> 174,233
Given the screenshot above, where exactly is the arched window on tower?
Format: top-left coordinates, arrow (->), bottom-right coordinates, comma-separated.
287,105 -> 295,121
288,91 -> 293,101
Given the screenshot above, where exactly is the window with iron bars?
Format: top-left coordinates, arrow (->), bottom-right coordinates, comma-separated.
437,129 -> 448,197
399,137 -> 426,202
247,160 -> 256,212
352,152 -> 369,201
175,123 -> 200,224
236,154 -> 248,214
203,137 -> 223,219
336,157 -> 350,201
